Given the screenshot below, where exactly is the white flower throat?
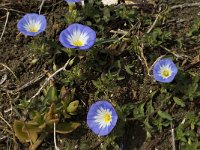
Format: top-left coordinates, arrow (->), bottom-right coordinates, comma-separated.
94,107 -> 112,129
67,30 -> 89,47
24,19 -> 42,33
159,64 -> 172,79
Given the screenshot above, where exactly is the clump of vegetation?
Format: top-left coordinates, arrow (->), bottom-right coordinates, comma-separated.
0,0 -> 200,149
15,86 -> 80,149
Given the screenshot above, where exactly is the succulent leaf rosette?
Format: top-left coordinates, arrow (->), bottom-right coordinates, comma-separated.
87,101 -> 118,136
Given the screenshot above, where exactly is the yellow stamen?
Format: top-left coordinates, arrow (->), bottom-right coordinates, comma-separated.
28,25 -> 39,32
162,70 -> 170,78
73,39 -> 83,46
103,114 -> 111,123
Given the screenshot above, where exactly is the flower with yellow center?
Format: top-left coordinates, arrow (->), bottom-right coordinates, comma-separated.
153,58 -> 178,83
73,39 -> 83,47
17,13 -> 47,36
59,23 -> 96,50
159,65 -> 172,79
24,20 -> 42,33
94,107 -> 112,129
104,113 -> 111,123
162,69 -> 170,78
87,101 -> 118,136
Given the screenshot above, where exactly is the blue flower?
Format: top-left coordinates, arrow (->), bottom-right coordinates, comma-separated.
153,58 -> 178,83
87,100 -> 118,136
64,0 -> 81,2
59,23 -> 96,50
17,13 -> 47,36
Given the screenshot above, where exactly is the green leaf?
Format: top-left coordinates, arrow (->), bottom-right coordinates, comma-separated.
46,86 -> 58,102
28,112 -> 43,126
62,110 -> 71,119
13,120 -> 41,143
69,57 -> 76,66
13,120 -> 29,143
188,83 -> 198,96
60,86 -> 67,100
144,118 -> 153,130
157,111 -> 173,120
62,88 -> 76,105
173,97 -> 185,107
66,100 -> 79,115
44,104 -> 59,125
133,103 -> 145,118
95,38 -> 119,45
146,100 -> 154,114
56,122 -> 81,134
124,65 -> 134,75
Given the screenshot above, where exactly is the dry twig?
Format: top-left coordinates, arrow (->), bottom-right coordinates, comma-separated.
0,74 -> 7,85
0,113 -> 18,150
30,59 -> 71,100
0,11 -> 9,41
54,122 -> 60,150
138,44 -> 150,76
148,55 -> 166,76
39,0 -> 45,14
0,2 -> 11,7
5,91 -> 13,122
0,113 -> 12,129
15,72 -> 46,92
110,29 -> 128,35
0,7 -> 25,14
160,45 -> 188,60
171,124 -> 176,150
0,63 -> 17,80
171,2 -> 200,10
147,14 -> 160,33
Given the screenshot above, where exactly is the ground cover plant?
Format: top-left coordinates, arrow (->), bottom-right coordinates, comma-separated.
0,0 -> 200,149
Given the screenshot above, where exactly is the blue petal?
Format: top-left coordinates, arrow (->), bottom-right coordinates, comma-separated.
98,116 -> 118,136
153,58 -> 178,83
87,119 -> 101,135
65,0 -> 81,2
87,100 -> 118,136
87,116 -> 115,136
78,27 -> 96,50
67,23 -> 85,33
98,126 -> 109,136
59,29 -> 76,48
17,13 -> 47,36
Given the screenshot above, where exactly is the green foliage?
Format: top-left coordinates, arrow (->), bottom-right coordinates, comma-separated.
17,0 -> 200,149
92,71 -> 122,97
62,64 -> 83,85
15,86 -> 80,149
56,122 -> 81,134
173,97 -> 185,107
13,120 -> 41,143
187,18 -> 200,37
65,8 -> 82,24
176,112 -> 200,149
28,39 -> 47,54
157,110 -> 173,121
142,28 -> 171,47
45,86 -> 58,102
14,104 -> 80,148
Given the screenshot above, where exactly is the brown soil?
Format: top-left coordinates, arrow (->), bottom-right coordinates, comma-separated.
0,0 -> 200,150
